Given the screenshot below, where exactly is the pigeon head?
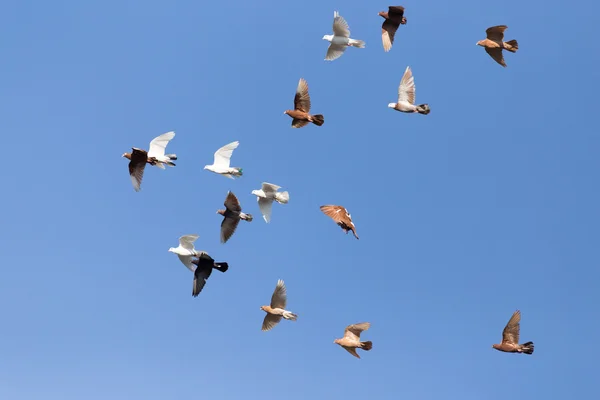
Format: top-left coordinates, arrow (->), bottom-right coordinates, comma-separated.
476,40 -> 484,47
260,306 -> 267,311
216,209 -> 225,216
387,103 -> 396,108
168,247 -> 176,253
251,189 -> 260,197
492,344 -> 500,350
333,339 -> 341,345
322,34 -> 333,42
122,152 -> 131,160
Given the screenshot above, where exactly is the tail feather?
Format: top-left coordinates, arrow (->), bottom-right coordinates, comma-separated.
165,153 -> 177,160
283,311 -> 298,321
521,341 -> 534,355
214,262 -> 229,273
166,161 -> 176,167
504,39 -> 518,52
361,341 -> 373,351
275,191 -> 290,204
311,114 -> 324,126
242,213 -> 253,222
416,104 -> 430,115
350,39 -> 366,48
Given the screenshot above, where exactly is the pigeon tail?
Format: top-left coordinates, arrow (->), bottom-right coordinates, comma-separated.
230,168 -> 243,177
311,114 -> 325,126
241,212 -> 253,222
166,161 -> 176,167
165,153 -> 177,160
283,311 -> 298,321
360,341 -> 373,351
349,39 -> 366,48
275,191 -> 290,204
416,104 -> 430,115
214,262 -> 229,273
504,39 -> 518,52
520,341 -> 534,354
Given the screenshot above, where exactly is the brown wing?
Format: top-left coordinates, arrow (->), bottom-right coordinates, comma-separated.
344,322 -> 370,341
128,148 -> 148,192
220,216 -> 240,243
293,78 -> 311,113
269,279 -> 288,309
320,205 -> 345,223
485,47 -> 506,67
342,346 -> 361,359
381,20 -> 399,52
486,25 -> 507,41
501,310 -> 521,345
388,6 -> 405,16
262,313 -> 282,331
292,119 -> 309,129
224,191 -> 242,212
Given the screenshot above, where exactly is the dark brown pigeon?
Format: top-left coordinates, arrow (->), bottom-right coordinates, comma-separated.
378,6 -> 407,52
492,310 -> 534,354
191,253 -> 229,297
477,25 -> 518,67
122,148 -> 149,192
320,205 -> 359,239
284,78 -> 324,128
217,191 -> 253,243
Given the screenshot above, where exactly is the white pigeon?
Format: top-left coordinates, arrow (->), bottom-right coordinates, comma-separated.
204,141 -> 243,179
168,234 -> 205,271
322,11 -> 365,61
148,131 -> 177,169
388,66 -> 431,115
251,182 -> 290,223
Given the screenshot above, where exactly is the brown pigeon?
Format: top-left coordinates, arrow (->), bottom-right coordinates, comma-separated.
284,78 -> 324,128
378,6 -> 407,52
217,191 -> 253,244
190,253 -> 229,297
260,279 -> 298,331
477,25 -> 518,67
122,131 -> 177,191
320,205 -> 359,239
492,310 -> 534,355
334,322 -> 373,359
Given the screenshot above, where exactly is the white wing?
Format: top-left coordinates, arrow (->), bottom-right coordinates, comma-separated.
326,44 -> 347,61
332,11 -> 350,38
398,66 -> 416,105
258,197 -> 274,223
213,141 -> 239,168
178,234 -> 199,251
148,131 -> 175,158
177,255 -> 195,272
261,182 -> 281,195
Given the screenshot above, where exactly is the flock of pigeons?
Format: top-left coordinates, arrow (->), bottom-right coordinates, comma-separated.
122,7 -> 532,359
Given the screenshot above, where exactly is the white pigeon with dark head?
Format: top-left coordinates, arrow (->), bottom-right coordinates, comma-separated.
204,141 -> 243,179
251,182 -> 290,223
388,66 -> 430,115
168,234 -> 204,271
322,11 -> 366,61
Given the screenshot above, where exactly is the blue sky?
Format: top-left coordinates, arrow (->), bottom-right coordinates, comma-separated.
1,0 -> 598,399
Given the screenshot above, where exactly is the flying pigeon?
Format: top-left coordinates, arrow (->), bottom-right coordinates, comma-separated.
260,279 -> 298,332
168,234 -> 204,271
477,25 -> 518,67
284,78 -> 324,128
492,310 -> 534,355
388,66 -> 430,115
251,182 -> 290,223
334,322 -> 373,359
217,191 -> 253,243
320,205 -> 359,239
204,141 -> 243,179
122,131 -> 177,191
379,6 -> 407,52
190,253 -> 229,297
322,11 -> 366,61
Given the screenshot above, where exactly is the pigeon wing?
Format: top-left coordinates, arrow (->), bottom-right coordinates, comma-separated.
213,141 -> 239,168
128,148 -> 147,192
262,313 -> 283,331
147,131 -> 175,158
178,234 -> 199,250
325,43 -> 347,61
388,6 -> 405,16
261,182 -> 282,194
224,191 -> 242,212
294,78 -> 311,113
192,264 -> 213,297
270,279 -> 287,309
398,66 -> 416,104
485,47 -> 506,67
381,20 -> 399,52
501,310 -> 521,345
344,322 -> 370,341
220,216 -> 240,244
177,255 -> 195,272
258,197 -> 274,223
486,25 -> 507,41
332,11 -> 350,37
342,346 -> 361,359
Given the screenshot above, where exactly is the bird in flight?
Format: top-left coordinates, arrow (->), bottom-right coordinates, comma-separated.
492,310 -> 534,355
122,131 -> 177,191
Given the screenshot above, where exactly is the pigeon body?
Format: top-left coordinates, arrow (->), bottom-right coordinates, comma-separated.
284,78 -> 324,128
260,279 -> 298,331
379,6 -> 407,52
168,234 -> 204,271
122,131 -> 177,191
334,322 -> 373,359
322,11 -> 365,61
320,205 -> 359,239
388,66 -> 430,115
204,141 -> 243,179
217,191 -> 253,243
251,182 -> 289,223
492,310 -> 534,354
190,253 -> 229,297
477,25 -> 518,67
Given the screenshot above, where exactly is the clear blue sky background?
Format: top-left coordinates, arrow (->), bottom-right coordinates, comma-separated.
1,1 -> 598,399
